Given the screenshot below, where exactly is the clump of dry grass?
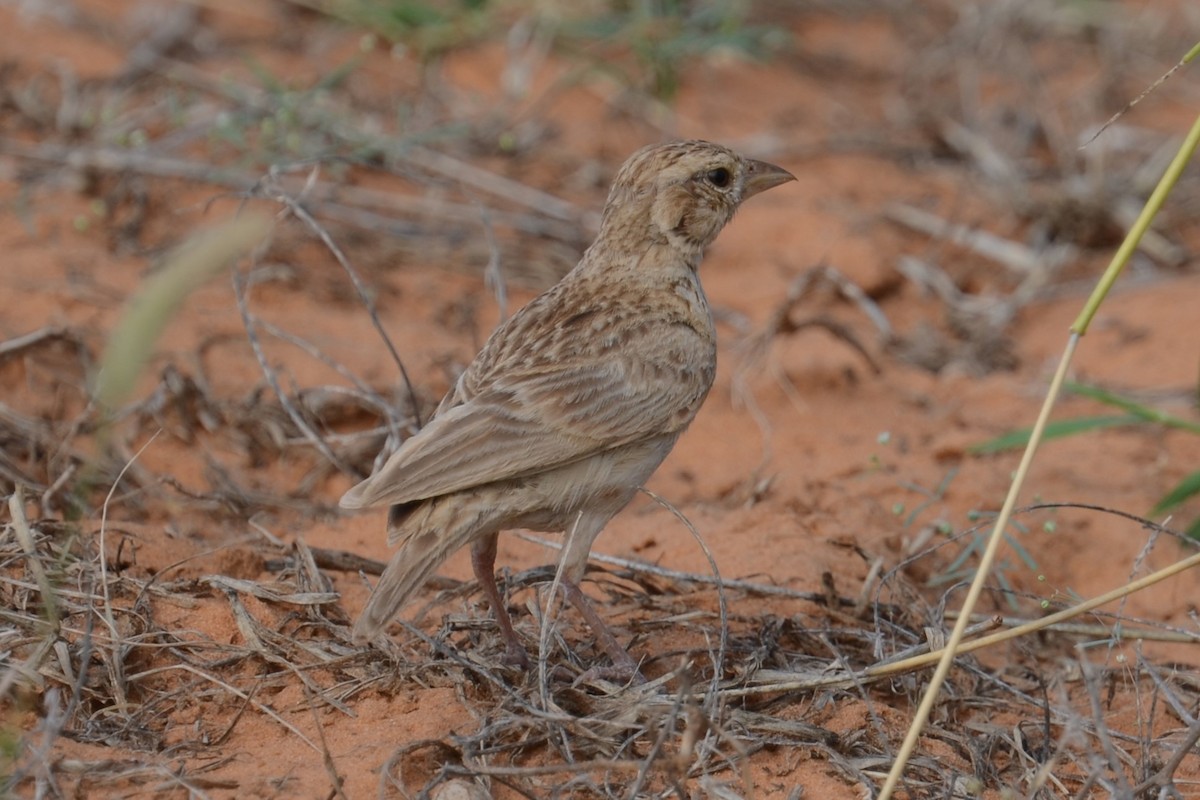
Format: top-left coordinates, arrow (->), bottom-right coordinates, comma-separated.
8,484 -> 1200,798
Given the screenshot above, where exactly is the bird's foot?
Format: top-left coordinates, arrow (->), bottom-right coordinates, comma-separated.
499,638 -> 531,670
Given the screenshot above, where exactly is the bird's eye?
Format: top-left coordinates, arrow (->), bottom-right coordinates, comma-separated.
705,167 -> 731,188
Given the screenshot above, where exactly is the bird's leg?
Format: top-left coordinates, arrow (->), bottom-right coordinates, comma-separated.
560,578 -> 643,683
557,512 -> 645,683
470,532 -> 529,668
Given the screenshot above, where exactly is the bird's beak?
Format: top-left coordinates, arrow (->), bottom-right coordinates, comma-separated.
742,159 -> 795,200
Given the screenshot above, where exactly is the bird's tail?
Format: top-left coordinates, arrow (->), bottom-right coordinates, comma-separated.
351,499 -> 482,644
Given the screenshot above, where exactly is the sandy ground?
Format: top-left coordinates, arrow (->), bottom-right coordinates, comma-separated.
4,1 -> 1200,798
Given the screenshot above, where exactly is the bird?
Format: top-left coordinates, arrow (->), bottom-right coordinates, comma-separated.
341,139 -> 794,676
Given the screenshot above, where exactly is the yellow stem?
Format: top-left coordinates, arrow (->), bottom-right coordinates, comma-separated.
881,109 -> 1200,799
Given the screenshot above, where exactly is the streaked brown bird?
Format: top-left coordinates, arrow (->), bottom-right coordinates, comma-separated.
341,139 -> 793,675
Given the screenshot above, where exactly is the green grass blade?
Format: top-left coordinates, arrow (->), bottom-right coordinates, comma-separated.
1067,382 -> 1200,434
970,415 -> 1143,454
1187,517 -> 1200,542
1151,469 -> 1200,516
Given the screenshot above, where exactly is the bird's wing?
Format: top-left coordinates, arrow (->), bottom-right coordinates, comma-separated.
339,334 -> 711,509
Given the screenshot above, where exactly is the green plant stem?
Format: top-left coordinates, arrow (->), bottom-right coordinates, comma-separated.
1072,111 -> 1200,334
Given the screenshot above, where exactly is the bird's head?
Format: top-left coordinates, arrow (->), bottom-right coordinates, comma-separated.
597,140 -> 795,260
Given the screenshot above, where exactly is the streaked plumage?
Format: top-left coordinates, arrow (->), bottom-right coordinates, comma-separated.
342,140 -> 794,673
